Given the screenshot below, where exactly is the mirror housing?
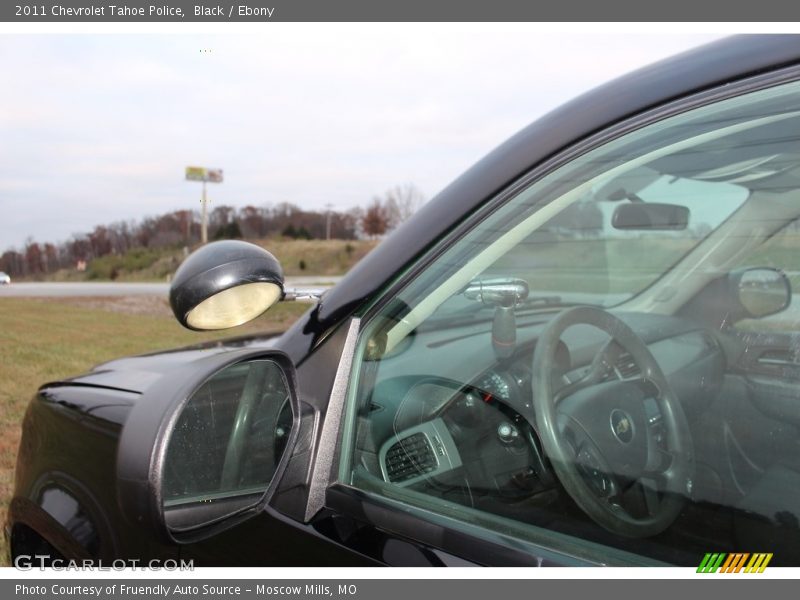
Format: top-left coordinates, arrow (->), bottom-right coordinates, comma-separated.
116,350 -> 299,544
682,266 -> 792,326
170,240 -> 284,331
734,267 -> 791,319
612,202 -> 690,231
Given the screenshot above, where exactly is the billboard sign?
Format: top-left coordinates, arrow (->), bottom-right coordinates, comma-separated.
185,166 -> 223,183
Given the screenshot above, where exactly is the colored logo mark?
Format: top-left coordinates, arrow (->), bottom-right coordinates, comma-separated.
697,552 -> 773,573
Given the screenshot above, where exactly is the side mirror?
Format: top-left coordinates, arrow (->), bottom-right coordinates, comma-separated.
611,202 -> 689,231
170,240 -> 285,330
734,267 -> 791,319
116,351 -> 298,543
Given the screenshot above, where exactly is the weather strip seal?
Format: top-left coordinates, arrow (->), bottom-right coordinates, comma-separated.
305,317 -> 361,521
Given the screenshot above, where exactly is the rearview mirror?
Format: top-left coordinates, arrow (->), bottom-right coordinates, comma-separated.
611,202 -> 690,231
117,351 -> 298,543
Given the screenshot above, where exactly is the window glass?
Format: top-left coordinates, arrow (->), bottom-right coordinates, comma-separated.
341,79 -> 800,566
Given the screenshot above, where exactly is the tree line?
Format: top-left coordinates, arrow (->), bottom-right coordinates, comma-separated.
1,184 -> 424,278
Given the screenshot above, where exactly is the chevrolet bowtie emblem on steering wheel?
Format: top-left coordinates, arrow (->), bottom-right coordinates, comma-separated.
610,409 -> 634,444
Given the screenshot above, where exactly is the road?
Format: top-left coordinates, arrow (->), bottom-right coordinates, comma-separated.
0,276 -> 343,298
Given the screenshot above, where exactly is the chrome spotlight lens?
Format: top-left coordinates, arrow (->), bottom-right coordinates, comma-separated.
170,240 -> 284,330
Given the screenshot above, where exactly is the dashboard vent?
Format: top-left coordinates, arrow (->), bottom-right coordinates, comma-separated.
615,352 -> 641,379
384,433 -> 437,483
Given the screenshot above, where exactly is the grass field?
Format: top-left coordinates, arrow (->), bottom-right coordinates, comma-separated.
0,296 -> 309,565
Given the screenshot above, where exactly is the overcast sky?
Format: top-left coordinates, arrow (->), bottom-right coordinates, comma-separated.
0,27 -> 723,251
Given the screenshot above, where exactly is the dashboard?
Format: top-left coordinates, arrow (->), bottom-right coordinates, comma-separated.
355,311 -> 726,519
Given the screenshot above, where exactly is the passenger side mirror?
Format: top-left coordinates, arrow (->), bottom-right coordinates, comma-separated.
734,267 -> 791,319
116,351 -> 298,544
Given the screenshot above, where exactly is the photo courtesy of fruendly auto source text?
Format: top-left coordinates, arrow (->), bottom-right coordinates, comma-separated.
1,1 -> 800,597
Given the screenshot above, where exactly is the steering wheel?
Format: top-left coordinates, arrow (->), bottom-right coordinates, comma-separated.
532,306 -> 693,538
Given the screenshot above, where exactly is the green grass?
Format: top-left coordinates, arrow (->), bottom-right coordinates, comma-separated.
86,247 -> 175,280
0,297 -> 309,565
257,238 -> 378,277
737,235 -> 800,291
488,236 -> 698,294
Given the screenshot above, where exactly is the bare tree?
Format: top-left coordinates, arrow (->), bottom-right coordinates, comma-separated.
238,205 -> 263,239
383,183 -> 425,229
43,243 -> 59,272
362,198 -> 390,239
24,238 -> 43,275
0,196 -> 376,277
343,206 -> 364,239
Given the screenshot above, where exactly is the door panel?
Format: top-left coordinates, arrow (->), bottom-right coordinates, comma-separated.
179,510 -> 377,566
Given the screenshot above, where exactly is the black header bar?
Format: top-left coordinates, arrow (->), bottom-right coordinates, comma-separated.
2,0 -> 800,22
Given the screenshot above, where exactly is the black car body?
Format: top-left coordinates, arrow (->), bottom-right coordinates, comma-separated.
8,35 -> 800,567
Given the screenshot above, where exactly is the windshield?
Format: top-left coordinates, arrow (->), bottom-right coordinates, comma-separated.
376,82 -> 800,345
408,172 -> 750,326
475,175 -> 749,309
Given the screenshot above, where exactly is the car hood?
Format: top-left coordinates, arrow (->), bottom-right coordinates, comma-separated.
55,332 -> 282,395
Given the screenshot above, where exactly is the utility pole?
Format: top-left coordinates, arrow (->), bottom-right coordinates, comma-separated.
201,180 -> 208,244
325,203 -> 334,240
186,166 -> 223,245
